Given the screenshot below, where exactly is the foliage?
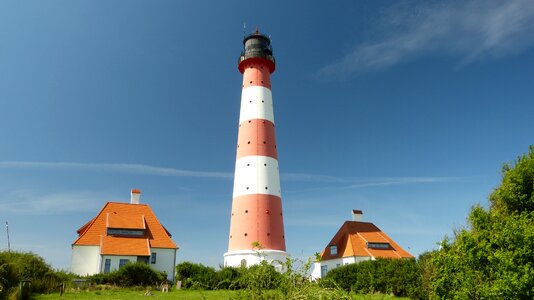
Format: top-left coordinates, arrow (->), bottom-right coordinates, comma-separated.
235,260 -> 281,298
213,266 -> 240,290
35,288 -> 410,300
175,258 -> 355,299
89,263 -> 166,287
0,251 -> 71,298
323,258 -> 424,299
428,146 -> 534,299
490,145 -> 534,214
109,263 -> 166,287
175,262 -> 217,290
277,257 -> 350,300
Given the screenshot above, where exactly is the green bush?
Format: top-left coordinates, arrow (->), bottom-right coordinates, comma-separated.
238,261 -> 281,291
215,267 -> 240,289
323,258 -> 424,299
427,146 -> 534,299
0,251 -> 71,297
88,262 -> 165,287
175,262 -> 217,289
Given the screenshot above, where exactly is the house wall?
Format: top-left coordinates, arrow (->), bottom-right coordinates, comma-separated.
310,256 -> 372,280
100,255 -> 138,273
149,248 -> 177,282
71,245 -> 101,276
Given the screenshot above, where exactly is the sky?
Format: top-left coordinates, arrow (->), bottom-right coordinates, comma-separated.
1,0 -> 533,270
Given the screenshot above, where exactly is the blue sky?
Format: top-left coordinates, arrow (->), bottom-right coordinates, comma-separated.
1,0 -> 533,269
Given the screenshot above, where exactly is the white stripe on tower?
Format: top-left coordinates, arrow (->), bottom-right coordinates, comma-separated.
239,86 -> 274,124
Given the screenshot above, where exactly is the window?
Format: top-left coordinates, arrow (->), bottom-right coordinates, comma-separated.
107,228 -> 144,237
240,259 -> 247,268
330,245 -> 338,255
151,252 -> 157,264
336,263 -> 341,268
104,259 -> 111,273
367,242 -> 391,249
321,265 -> 328,277
119,259 -> 129,269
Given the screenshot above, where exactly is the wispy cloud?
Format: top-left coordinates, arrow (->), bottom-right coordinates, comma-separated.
344,176 -> 459,189
0,161 -> 461,188
281,172 -> 348,183
0,190 -> 105,214
318,0 -> 534,77
0,161 -> 232,179
283,174 -> 462,191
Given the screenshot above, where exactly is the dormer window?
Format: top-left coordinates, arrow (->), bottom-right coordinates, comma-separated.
330,245 -> 338,255
107,228 -> 145,237
367,242 -> 390,249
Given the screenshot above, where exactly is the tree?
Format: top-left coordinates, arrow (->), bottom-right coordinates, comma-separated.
429,146 -> 534,299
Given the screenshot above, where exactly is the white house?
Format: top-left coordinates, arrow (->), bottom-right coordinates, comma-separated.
311,210 -> 413,280
70,189 -> 179,282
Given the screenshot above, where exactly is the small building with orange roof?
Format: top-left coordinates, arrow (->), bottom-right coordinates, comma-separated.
70,189 -> 179,281
311,210 -> 413,279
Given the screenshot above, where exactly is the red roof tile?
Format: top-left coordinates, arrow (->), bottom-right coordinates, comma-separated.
73,202 -> 178,255
321,221 -> 413,261
107,213 -> 145,229
100,236 -> 150,256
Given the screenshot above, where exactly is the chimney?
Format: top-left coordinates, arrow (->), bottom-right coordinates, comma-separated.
351,209 -> 363,222
130,189 -> 141,204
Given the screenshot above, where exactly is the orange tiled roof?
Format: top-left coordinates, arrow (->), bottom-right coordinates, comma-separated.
321,221 -> 413,261
100,236 -> 150,256
107,212 -> 145,229
73,202 -> 178,255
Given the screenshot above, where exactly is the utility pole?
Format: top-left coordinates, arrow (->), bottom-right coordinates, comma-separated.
6,221 -> 10,252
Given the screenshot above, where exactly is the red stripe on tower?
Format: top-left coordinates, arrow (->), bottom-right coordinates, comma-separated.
224,29 -> 288,269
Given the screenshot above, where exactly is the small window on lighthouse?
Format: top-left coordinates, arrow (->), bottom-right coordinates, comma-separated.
241,259 -> 247,268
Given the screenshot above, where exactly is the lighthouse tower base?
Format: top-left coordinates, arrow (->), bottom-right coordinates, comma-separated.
224,249 -> 289,271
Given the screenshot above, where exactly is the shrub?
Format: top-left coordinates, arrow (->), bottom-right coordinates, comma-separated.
427,146 -> 534,299
175,262 -> 217,289
215,267 -> 241,289
323,258 -> 424,298
0,251 -> 70,297
89,262 -> 165,287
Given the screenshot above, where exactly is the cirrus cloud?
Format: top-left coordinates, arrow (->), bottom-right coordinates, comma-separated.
318,0 -> 534,77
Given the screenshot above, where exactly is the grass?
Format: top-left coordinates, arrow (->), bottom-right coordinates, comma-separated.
35,288 -> 411,300
36,288 -> 237,299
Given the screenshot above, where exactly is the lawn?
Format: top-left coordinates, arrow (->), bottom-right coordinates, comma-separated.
36,289 -> 235,300
35,288 -> 411,300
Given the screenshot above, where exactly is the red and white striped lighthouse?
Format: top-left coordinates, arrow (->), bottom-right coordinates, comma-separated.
224,30 -> 288,268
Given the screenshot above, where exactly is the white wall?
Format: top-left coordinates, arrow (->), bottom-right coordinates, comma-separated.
100,255 -> 137,273
71,246 -> 177,282
71,245 -> 101,276
224,249 -> 288,272
310,256 -> 372,280
149,248 -> 177,282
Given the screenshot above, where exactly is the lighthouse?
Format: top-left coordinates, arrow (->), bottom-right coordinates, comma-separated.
224,30 -> 289,268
